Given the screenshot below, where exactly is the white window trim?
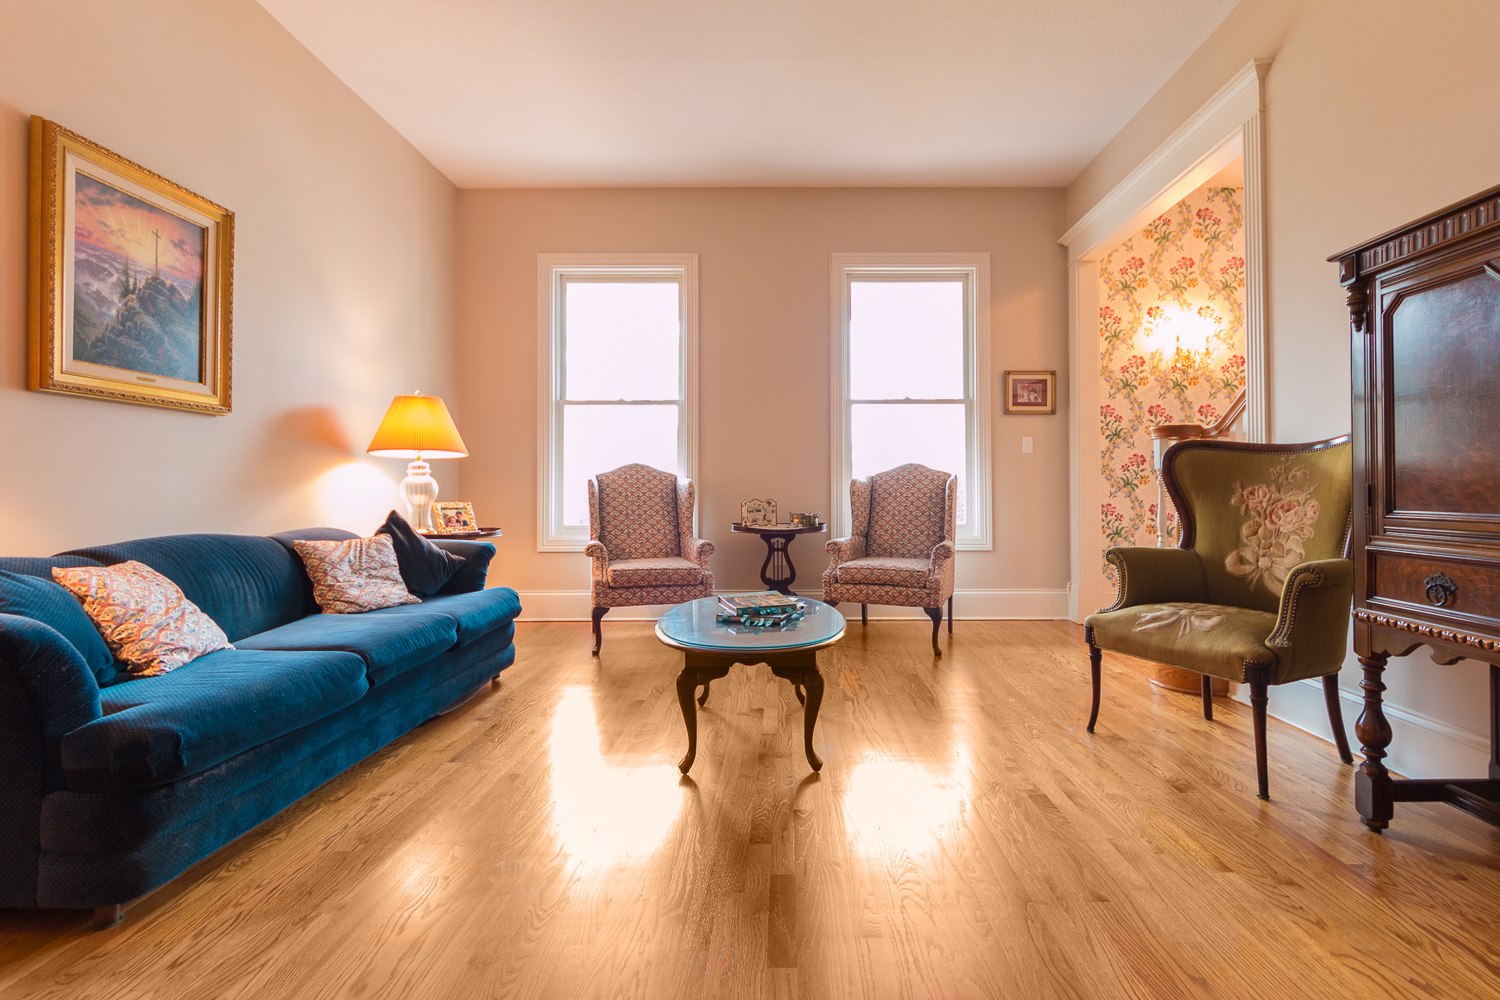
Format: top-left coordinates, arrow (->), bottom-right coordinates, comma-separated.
536,253 -> 699,552
828,252 -> 992,551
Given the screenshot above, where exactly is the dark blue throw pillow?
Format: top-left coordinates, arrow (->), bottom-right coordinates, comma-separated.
374,511 -> 466,597
0,570 -> 116,685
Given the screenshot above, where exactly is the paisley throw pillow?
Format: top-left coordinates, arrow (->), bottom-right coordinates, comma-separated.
293,534 -> 423,614
52,560 -> 233,677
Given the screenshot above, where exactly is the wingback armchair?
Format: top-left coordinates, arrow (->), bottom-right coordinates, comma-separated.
823,463 -> 957,655
1084,436 -> 1355,800
586,463 -> 714,654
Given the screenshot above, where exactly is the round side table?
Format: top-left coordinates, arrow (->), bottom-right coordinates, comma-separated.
730,522 -> 828,595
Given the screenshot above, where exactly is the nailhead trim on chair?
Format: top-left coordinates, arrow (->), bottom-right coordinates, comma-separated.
1265,564 -> 1325,649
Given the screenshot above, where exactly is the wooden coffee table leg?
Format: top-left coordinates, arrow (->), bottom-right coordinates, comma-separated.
676,664 -> 700,774
770,652 -> 823,772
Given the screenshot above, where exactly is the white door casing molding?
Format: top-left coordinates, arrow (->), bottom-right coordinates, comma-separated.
828,252 -> 993,550
1061,59 -> 1271,622
535,253 -> 699,552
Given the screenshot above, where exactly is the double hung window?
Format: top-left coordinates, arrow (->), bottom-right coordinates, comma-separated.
830,253 -> 991,549
537,254 -> 698,550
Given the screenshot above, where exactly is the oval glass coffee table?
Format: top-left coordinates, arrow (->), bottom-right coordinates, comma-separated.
655,597 -> 846,774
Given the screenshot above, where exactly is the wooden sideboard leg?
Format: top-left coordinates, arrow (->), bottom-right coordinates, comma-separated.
93,904 -> 122,930
1355,652 -> 1394,831
1491,664 -> 1499,781
1085,626 -> 1102,733
1248,664 -> 1271,800
1201,674 -> 1214,721
1323,674 -> 1354,764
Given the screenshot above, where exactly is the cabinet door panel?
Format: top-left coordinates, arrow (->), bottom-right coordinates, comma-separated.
1388,269 -> 1500,517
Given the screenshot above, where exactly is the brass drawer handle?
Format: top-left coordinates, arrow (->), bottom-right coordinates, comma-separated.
1423,572 -> 1457,607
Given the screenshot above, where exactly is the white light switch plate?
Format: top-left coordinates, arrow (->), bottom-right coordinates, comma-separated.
1021,436 -> 1034,454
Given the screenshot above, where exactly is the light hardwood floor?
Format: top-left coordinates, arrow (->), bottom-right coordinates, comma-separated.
2,620 -> 1498,999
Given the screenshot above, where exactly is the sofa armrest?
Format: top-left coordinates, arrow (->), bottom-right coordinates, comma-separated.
682,537 -> 714,569
0,614 -> 101,791
430,540 -> 495,595
826,535 -> 865,568
1265,559 -> 1354,684
1099,546 -> 1208,612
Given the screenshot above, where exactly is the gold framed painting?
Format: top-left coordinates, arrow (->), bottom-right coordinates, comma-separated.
28,117 -> 234,414
432,501 -> 479,534
1003,370 -> 1056,415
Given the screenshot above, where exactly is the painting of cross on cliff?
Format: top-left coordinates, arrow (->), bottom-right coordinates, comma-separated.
71,172 -> 204,382
28,117 -> 232,413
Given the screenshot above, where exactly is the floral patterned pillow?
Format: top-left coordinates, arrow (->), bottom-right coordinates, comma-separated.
293,534 -> 422,614
52,560 -> 233,677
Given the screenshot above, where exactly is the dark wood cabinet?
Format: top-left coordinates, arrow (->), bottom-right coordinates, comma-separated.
1334,184 -> 1500,831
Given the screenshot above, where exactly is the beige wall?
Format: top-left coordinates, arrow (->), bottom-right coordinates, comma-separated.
0,0 -> 457,555
456,188 -> 1069,611
1067,0 -> 1500,776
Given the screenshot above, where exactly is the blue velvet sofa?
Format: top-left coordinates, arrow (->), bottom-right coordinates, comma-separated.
0,528 -> 520,927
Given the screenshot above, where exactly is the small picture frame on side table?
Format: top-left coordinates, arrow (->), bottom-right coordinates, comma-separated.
432,501 -> 479,534
1003,370 -> 1056,415
740,499 -> 777,527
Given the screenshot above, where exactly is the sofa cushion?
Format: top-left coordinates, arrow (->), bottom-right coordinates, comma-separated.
605,557 -> 705,588
0,570 -> 116,685
364,587 -> 521,646
292,536 -> 421,614
60,535 -> 310,642
430,539 -> 495,596
235,611 -> 457,687
832,556 -> 931,588
60,648 -> 369,792
374,511 -> 466,596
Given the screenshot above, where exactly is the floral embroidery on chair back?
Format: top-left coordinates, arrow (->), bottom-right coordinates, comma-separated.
590,463 -> 682,561
863,464 -> 956,559
1165,439 -> 1351,614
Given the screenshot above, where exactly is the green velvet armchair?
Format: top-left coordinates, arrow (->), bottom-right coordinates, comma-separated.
1084,436 -> 1355,800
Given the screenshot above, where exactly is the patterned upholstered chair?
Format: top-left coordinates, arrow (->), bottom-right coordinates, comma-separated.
823,463 -> 957,655
586,463 -> 714,655
1084,436 -> 1355,800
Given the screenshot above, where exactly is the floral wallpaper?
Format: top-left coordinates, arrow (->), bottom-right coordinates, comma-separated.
1098,184 -> 1246,592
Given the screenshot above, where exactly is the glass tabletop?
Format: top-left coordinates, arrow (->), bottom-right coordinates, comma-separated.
656,597 -> 846,652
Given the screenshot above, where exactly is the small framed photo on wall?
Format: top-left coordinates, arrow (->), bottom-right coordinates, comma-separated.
1003,371 -> 1056,415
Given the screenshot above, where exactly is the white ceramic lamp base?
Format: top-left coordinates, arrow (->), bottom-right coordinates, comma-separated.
401,460 -> 439,532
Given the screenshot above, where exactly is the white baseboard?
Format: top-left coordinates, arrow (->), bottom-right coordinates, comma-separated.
1232,679 -> 1490,781
515,588 -> 1069,622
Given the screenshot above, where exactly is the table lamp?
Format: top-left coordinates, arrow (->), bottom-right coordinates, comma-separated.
366,392 -> 468,532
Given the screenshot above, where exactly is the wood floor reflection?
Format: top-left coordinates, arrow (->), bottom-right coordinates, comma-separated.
3,620 -> 1499,999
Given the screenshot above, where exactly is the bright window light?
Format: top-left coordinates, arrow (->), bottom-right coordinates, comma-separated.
539,256 -> 697,550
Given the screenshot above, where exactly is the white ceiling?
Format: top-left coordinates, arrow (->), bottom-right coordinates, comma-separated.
257,0 -> 1239,188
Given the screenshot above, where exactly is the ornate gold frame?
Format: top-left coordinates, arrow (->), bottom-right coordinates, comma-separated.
432,501 -> 479,533
28,117 -> 234,414
1002,370 -> 1056,415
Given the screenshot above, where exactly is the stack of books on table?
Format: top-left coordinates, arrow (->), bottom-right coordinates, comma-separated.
717,592 -> 805,626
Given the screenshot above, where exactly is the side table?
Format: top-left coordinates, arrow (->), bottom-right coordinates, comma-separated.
730,522 -> 828,595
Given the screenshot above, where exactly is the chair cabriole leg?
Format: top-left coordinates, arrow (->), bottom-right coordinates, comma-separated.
1323,673 -> 1354,764
591,606 -> 608,655
1248,664 -> 1271,800
947,595 -> 953,633
1201,673 -> 1214,721
861,603 -> 867,626
1085,626 -> 1101,733
923,607 -> 942,655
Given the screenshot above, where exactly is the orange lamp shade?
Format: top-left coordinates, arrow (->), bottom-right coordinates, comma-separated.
366,393 -> 469,459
